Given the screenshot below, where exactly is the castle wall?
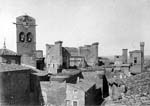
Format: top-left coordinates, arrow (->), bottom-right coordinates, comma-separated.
79,42 -> 99,66
46,42 -> 99,71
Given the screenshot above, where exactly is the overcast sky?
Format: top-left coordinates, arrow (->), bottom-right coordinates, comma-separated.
0,0 -> 150,56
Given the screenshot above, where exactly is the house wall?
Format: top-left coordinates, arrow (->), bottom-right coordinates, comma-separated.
85,85 -> 97,106
1,55 -> 21,64
66,84 -> 85,106
0,70 -> 43,106
0,71 -> 31,105
39,81 -> 66,106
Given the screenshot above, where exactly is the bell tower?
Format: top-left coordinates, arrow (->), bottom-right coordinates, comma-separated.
15,15 -> 36,67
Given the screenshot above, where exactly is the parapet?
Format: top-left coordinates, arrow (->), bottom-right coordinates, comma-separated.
92,42 -> 99,46
140,42 -> 145,46
84,45 -> 91,48
55,41 -> 63,45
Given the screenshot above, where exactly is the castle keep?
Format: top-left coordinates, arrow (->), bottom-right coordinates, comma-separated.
46,41 -> 99,74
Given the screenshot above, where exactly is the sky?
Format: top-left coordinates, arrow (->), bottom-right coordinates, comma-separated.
0,0 -> 150,56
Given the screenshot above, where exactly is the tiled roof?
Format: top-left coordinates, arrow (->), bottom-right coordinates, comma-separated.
54,69 -> 81,76
0,48 -> 19,56
0,63 -> 30,72
69,79 -> 95,91
40,81 -> 66,105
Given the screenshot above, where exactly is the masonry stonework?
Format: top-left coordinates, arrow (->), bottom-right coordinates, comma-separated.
16,15 -> 36,67
46,41 -> 99,74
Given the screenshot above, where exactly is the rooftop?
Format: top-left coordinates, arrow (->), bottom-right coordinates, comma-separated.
68,79 -> 95,91
129,50 -> 141,53
0,63 -> 30,72
0,48 -> 19,56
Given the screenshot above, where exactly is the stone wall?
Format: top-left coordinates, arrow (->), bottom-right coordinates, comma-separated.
0,55 -> 21,64
65,42 -> 99,66
46,41 -> 63,74
66,84 -> 85,106
0,71 -> 31,105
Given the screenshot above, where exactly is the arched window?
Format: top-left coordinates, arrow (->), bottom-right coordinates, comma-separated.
26,32 -> 32,42
19,32 -> 25,42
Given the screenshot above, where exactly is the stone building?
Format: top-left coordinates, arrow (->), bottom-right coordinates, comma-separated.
35,50 -> 45,70
0,63 -> 43,106
66,79 -> 96,106
0,42 -> 21,64
14,15 -> 44,69
46,41 -> 99,74
15,15 -> 37,67
46,41 -> 70,74
114,55 -> 123,65
66,42 -> 99,66
129,42 -> 145,74
114,49 -> 128,65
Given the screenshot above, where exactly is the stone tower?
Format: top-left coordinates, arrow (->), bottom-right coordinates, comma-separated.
140,42 -> 145,72
122,49 -> 128,64
15,15 -> 36,67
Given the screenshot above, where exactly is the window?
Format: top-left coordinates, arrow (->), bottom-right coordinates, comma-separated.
134,57 -> 137,64
73,101 -> 78,106
66,100 -> 71,106
19,32 -> 25,42
73,90 -> 78,99
26,32 -> 32,42
73,90 -> 77,94
116,56 -> 119,58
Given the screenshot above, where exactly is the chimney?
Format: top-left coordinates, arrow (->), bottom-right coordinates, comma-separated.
140,42 -> 145,72
122,49 -> 128,64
